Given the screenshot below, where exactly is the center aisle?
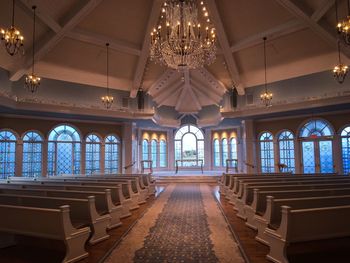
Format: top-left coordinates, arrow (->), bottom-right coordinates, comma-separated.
105,184 -> 244,263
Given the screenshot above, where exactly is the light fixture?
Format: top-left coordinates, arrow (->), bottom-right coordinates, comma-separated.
333,40 -> 349,83
337,0 -> 350,45
260,37 -> 273,107
25,6 -> 40,93
150,0 -> 217,70
101,43 -> 114,109
0,0 -> 24,56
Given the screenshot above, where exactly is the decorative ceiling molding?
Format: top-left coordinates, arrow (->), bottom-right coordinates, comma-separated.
190,78 -> 222,102
130,0 -> 163,98
147,69 -> 178,96
10,0 -> 104,81
275,0 -> 350,58
192,68 -> 226,95
154,81 -> 184,106
206,0 -> 244,95
230,0 -> 335,53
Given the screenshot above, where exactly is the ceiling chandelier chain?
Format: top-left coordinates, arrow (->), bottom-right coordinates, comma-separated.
101,43 -> 114,109
337,0 -> 350,45
260,37 -> 273,107
25,5 -> 41,93
0,0 -> 24,56
150,0 -> 217,70
334,0 -> 349,84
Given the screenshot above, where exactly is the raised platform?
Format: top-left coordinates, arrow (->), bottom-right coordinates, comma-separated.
153,170 -> 223,183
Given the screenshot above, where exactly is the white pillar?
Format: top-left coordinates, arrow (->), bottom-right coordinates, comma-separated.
242,120 -> 257,174
122,122 -> 135,174
15,139 -> 23,177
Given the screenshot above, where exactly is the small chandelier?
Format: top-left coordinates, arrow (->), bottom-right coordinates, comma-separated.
0,0 -> 24,56
260,37 -> 272,107
25,6 -> 40,93
333,40 -> 349,83
101,43 -> 114,109
150,0 -> 217,70
336,0 -> 350,45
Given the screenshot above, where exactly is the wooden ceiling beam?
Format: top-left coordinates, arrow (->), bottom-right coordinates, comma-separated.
231,0 -> 335,53
10,0 -> 104,81
206,0 -> 244,95
130,0 -> 163,98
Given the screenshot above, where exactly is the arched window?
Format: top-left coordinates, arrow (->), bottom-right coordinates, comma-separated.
48,125 -> 81,176
341,126 -> 350,174
174,125 -> 204,167
85,134 -> 101,175
278,131 -> 295,173
151,139 -> 158,168
213,139 -> 220,167
299,119 -> 334,174
259,132 -> 275,173
221,138 -> 228,166
142,139 -> 149,168
105,135 -> 120,174
230,137 -> 237,160
22,131 -> 43,177
0,130 -> 17,178
159,140 -> 167,168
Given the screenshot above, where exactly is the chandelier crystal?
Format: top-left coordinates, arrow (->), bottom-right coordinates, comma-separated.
101,43 -> 114,109
260,37 -> 272,107
25,6 -> 40,93
150,0 -> 217,70
0,0 -> 24,56
337,0 -> 350,45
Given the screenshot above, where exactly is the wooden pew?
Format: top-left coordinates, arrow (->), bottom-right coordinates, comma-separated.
265,204 -> 350,263
0,185 -> 125,228
0,204 -> 90,263
0,194 -> 110,244
251,188 -> 350,244
236,181 -> 350,220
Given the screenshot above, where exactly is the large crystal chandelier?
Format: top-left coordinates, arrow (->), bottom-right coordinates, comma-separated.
337,0 -> 350,45
0,0 -> 24,56
101,43 -> 114,109
260,37 -> 273,107
150,0 -> 217,70
25,6 -> 41,93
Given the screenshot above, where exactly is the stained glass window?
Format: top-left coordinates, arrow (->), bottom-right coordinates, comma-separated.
0,130 -> 16,178
300,119 -> 333,138
151,139 -> 158,168
105,135 -> 119,174
213,139 -> 220,167
174,125 -> 204,166
230,137 -> 237,160
159,140 -> 167,167
142,139 -> 149,168
222,138 -> 228,166
341,127 -> 350,174
22,131 -> 43,177
48,125 -> 81,176
85,134 -> 101,175
278,131 -> 295,173
259,132 -> 275,173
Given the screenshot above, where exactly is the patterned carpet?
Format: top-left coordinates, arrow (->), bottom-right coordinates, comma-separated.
105,183 -> 244,263
134,184 -> 218,263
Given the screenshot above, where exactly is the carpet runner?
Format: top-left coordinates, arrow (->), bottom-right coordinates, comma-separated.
105,184 -> 244,263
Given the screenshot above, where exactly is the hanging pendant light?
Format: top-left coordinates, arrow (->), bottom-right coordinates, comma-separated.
24,6 -> 41,93
101,43 -> 114,109
333,40 -> 349,83
260,37 -> 273,107
337,0 -> 350,45
0,0 -> 24,56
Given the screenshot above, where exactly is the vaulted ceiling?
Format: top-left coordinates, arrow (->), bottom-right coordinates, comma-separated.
0,0 -> 349,115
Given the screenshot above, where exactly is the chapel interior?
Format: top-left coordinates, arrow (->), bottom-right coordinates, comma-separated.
0,0 -> 350,263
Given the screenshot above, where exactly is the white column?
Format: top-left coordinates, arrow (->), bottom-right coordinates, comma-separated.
42,140 -> 48,177
333,135 -> 342,174
241,120 -> 257,174
15,139 -> 23,177
294,138 -> 302,174
168,129 -> 175,170
81,143 -> 86,174
122,122 -> 135,174
100,142 -> 105,174
204,128 -> 211,170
